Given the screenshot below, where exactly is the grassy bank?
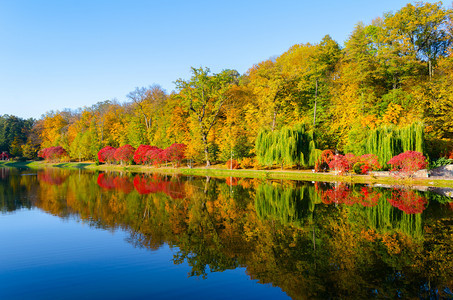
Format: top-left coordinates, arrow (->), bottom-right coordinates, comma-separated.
1,160 -> 453,188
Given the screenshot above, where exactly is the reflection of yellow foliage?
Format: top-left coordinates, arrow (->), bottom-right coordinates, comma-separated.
381,233 -> 401,254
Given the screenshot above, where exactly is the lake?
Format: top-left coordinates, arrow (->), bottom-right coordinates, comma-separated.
1,167 -> 452,299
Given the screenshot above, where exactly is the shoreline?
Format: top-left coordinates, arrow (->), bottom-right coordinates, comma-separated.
1,160 -> 453,188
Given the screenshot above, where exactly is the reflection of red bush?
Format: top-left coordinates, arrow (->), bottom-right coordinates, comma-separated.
388,190 -> 427,214
97,173 -> 115,190
315,183 -> 379,207
113,177 -> 134,194
37,170 -> 68,185
225,177 -> 239,186
133,175 -> 186,199
359,187 -> 380,207
448,202 -> 453,211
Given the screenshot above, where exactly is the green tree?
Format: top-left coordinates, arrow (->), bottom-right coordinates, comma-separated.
176,67 -> 237,166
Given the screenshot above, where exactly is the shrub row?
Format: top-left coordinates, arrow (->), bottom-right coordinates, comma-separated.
318,150 -> 427,177
98,143 -> 187,166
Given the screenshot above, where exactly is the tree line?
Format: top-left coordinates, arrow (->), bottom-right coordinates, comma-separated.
2,2 -> 453,167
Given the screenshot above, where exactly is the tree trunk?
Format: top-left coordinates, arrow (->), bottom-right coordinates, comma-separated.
313,79 -> 318,126
202,133 -> 210,167
272,109 -> 277,132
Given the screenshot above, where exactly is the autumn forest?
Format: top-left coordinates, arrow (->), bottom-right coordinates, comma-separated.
1,2 -> 453,168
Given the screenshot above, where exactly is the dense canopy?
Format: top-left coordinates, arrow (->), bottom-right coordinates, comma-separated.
2,2 -> 453,164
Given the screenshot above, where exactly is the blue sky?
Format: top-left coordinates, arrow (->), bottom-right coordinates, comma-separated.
0,0 -> 443,119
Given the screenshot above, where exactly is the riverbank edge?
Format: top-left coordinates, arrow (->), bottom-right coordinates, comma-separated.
2,160 -> 453,188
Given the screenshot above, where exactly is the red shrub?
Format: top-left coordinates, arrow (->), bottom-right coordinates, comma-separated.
98,146 -> 117,164
166,143 -> 187,166
345,153 -> 358,170
114,144 -> 136,165
38,146 -> 68,162
143,148 -> 163,166
226,159 -> 239,169
315,150 -> 334,172
387,151 -> 427,177
133,145 -> 159,165
358,154 -> 381,174
328,155 -> 349,174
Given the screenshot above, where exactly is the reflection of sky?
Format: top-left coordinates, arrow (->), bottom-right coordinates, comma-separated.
0,209 -> 289,299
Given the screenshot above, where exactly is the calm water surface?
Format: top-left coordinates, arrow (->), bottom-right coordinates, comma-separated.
0,167 -> 452,299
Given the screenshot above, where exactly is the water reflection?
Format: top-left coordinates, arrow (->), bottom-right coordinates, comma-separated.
1,168 -> 453,299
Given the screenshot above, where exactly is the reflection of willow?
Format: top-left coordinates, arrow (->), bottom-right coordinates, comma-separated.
357,192 -> 424,240
255,181 -> 322,227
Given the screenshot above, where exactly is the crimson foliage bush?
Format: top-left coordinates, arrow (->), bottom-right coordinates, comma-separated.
315,150 -> 334,172
387,151 -> 427,177
328,155 -> 349,174
225,159 -> 239,169
114,144 -> 136,165
143,148 -> 163,165
98,146 -> 116,164
38,146 -> 68,162
134,145 -> 159,165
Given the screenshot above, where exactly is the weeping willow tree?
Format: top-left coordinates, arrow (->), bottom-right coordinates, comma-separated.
255,182 -> 322,227
255,123 -> 319,168
365,123 -> 425,166
348,187 -> 424,240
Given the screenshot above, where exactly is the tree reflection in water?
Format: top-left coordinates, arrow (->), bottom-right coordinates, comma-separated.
1,168 -> 452,299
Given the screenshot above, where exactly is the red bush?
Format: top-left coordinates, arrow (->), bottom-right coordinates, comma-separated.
358,154 -> 381,174
226,159 -> 239,169
166,143 -> 187,166
98,146 -> 117,164
38,146 -> 68,162
133,145 -> 159,165
114,144 -> 136,165
387,151 -> 427,177
315,150 -> 334,172
328,155 -> 349,174
143,148 -> 163,166
345,153 -> 359,170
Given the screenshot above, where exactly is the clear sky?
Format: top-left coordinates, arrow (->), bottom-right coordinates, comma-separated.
0,0 -> 443,119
